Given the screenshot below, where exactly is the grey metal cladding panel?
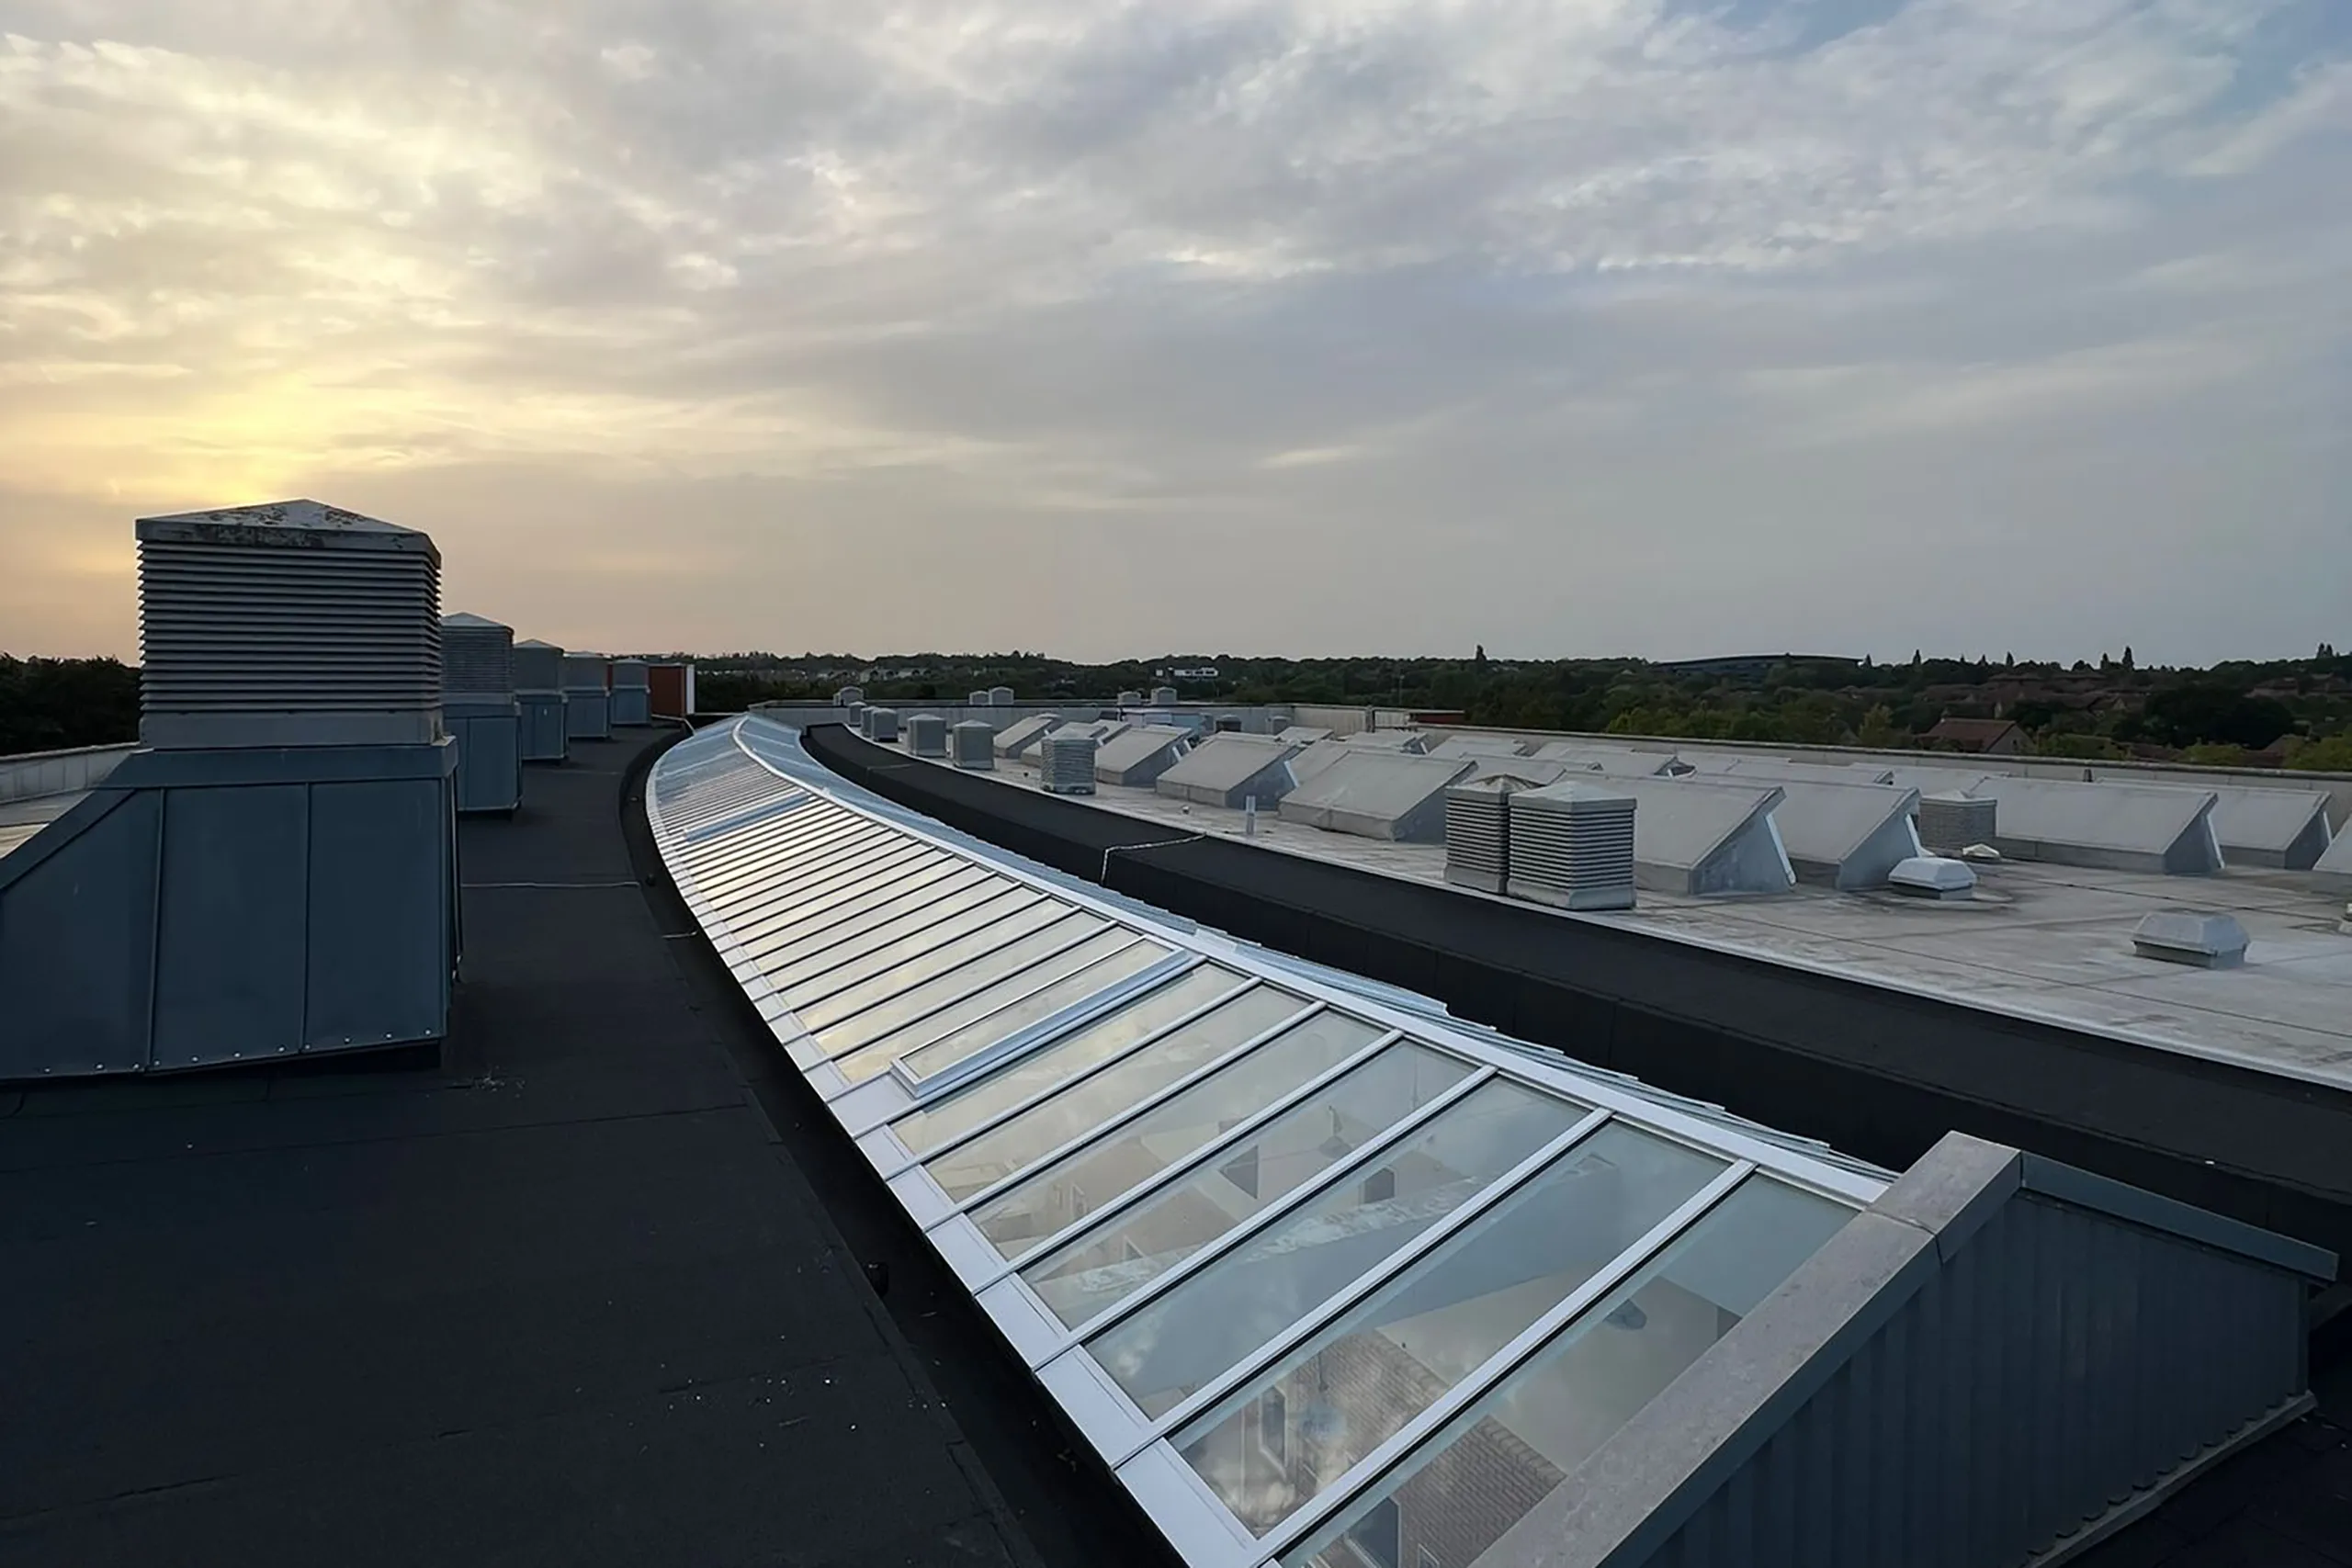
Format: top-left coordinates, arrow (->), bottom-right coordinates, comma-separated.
306,778 -> 451,1050
451,713 -> 522,813
0,789 -> 160,1077
1584,1195 -> 2312,1568
153,784 -> 309,1066
519,693 -> 569,760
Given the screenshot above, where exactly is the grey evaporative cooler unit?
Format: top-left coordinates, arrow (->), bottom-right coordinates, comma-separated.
609,658 -> 651,727
0,499 -> 460,1080
907,714 -> 948,758
1040,730 -> 1098,795
969,689 -> 993,707
513,638 -> 570,762
1444,773 -> 1544,894
867,707 -> 900,744
951,720 -> 995,770
441,612 -> 521,814
561,652 -> 611,740
1506,780 -> 1640,910
1918,791 -> 1998,855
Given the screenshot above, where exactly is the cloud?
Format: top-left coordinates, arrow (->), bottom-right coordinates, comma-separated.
0,0 -> 2345,663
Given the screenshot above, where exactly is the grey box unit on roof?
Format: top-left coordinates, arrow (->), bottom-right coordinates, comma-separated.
994,714 -> 1060,758
969,690 -> 992,707
560,653 -> 612,740
906,713 -> 948,758
1151,686 -> 1178,706
1442,773 -> 1535,894
950,720 -> 995,770
1156,734 -> 1300,809
1889,854 -> 1977,899
866,706 -> 899,744
836,685 -> 864,706
1117,690 -> 1144,705
989,686 -> 1015,706
135,499 -> 444,750
609,659 -> 651,727
1917,791 -> 1997,854
512,639 -> 569,762
1039,731 -> 1098,794
1505,782 -> 1639,910
440,614 -> 521,815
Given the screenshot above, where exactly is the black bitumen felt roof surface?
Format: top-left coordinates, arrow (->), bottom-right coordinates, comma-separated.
0,729 -> 1168,1568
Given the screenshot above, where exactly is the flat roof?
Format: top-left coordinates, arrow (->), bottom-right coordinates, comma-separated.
901,738 -> 2352,1092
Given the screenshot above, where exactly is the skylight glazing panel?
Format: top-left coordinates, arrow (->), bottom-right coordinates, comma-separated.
832,930 -> 1153,1086
1017,1043 -> 1476,1329
700,827 -> 894,908
968,1012 -> 1395,1267
1088,1079 -> 1583,1420
689,811 -> 865,880
891,966 -> 1254,1160
1278,1179 -> 1854,1568
922,986 -> 1310,1202
747,869 -> 1002,977
768,886 -> 1040,1003
721,842 -> 946,937
893,940 -> 1176,1087
797,906 -> 1086,1035
733,855 -> 970,954
1173,1124 -> 1727,1537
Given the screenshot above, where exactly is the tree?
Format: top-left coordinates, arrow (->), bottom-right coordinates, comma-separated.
2290,734 -> 2352,772
2120,646 -> 2134,671
1856,704 -> 1905,748
2139,684 -> 2295,750
2035,732 -> 2126,760
1911,649 -> 1923,668
2004,651 -> 2016,669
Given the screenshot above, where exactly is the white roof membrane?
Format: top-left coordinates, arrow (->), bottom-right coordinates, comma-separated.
1156,735 -> 1303,809
1428,734 -> 1532,761
1756,779 -> 1925,890
1094,726 -> 1194,787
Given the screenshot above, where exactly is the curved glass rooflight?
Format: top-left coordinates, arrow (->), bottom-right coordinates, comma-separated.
645,719 -> 1885,1568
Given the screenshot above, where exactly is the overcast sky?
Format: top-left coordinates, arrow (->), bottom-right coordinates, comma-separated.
2,1 -> 2345,665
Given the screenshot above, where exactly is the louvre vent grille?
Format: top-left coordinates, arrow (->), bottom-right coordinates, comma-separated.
1506,788 -> 1638,910
908,714 -> 948,757
1443,781 -> 1516,893
1040,733 -> 1098,794
1918,794 -> 1998,854
611,659 -> 650,691
441,616 -> 514,699
560,654 -> 607,691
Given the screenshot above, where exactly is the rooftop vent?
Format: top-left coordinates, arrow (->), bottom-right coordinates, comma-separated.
440,613 -> 521,815
1917,792 -> 1997,856
1117,690 -> 1144,706
560,653 -> 612,740
1151,686 -> 1179,706
1889,856 -> 1977,900
609,658 -> 651,727
135,499 -> 442,750
513,638 -> 562,692
1039,731 -> 1098,795
951,720 -> 995,770
969,690 -> 993,707
989,686 -> 1015,705
1442,775 -> 1537,894
2132,911 -> 2250,969
836,686 -> 864,706
907,713 -> 948,758
1505,783 -> 1638,911
866,706 -> 899,744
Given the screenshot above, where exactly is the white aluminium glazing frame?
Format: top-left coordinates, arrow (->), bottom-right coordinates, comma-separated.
647,717 -> 1893,1568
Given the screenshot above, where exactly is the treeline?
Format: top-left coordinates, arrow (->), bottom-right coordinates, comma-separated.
696,647 -> 2352,771
0,657 -> 141,753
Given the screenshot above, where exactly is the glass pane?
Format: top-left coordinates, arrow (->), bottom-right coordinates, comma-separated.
1089,1078 -> 1585,1419
892,966 -> 1253,1158
1176,1124 -> 1726,1536
1017,1042 -> 1474,1326
737,856 -> 972,954
705,829 -> 899,908
722,845 -> 944,934
695,816 -> 872,886
898,941 -> 1176,1085
975,1013 -> 1397,1269
796,905 -> 1084,1035
768,886 -> 1040,1003
833,928 -> 1148,1086
747,866 -> 999,973
922,986 -> 1309,1201
1280,1179 -> 1853,1568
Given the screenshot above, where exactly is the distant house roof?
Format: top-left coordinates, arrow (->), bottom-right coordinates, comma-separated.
1926,717 -> 2025,752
